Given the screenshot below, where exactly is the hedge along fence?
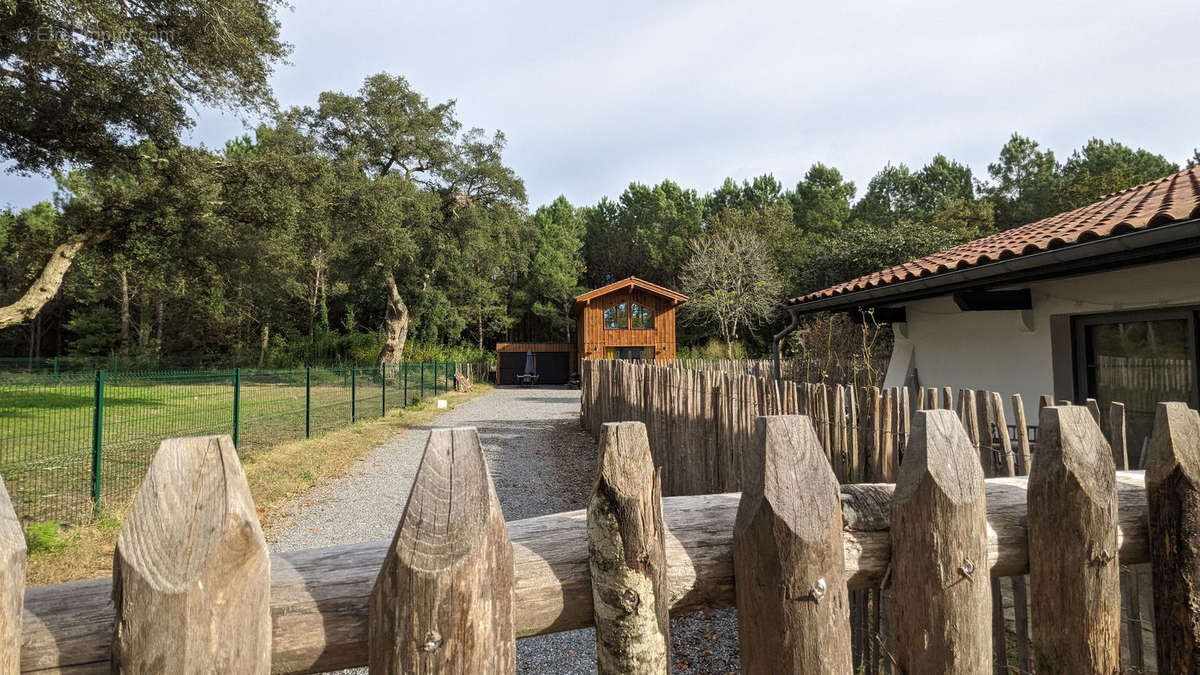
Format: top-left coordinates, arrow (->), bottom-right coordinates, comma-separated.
0,362 -> 469,527
4,405 -> 1199,673
580,358 -> 1159,673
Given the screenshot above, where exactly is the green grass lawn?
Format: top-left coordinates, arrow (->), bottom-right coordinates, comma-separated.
0,365 -> 456,524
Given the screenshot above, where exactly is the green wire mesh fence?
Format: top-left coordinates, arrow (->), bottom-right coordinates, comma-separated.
0,362 -> 464,528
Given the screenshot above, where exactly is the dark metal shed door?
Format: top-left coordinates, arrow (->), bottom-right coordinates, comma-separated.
497,352 -> 570,385
498,353 -> 525,385
535,352 -> 570,385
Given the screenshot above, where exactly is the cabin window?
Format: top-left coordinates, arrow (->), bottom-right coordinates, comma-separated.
604,303 -> 627,329
606,346 -> 654,361
1072,308 -> 1199,465
630,303 -> 654,330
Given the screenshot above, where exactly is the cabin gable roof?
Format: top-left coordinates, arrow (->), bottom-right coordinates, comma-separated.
571,276 -> 688,316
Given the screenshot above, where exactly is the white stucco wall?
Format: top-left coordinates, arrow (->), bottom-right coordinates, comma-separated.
882,256 -> 1200,416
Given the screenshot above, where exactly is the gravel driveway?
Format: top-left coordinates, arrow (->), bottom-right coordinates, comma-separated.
267,385 -> 737,673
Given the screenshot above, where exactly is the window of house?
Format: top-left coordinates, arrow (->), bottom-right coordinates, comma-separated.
604,303 -> 627,329
606,346 -> 653,360
630,303 -> 654,330
1073,309 -> 1198,466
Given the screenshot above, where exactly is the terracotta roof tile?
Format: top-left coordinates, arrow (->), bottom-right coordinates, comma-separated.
789,166 -> 1200,305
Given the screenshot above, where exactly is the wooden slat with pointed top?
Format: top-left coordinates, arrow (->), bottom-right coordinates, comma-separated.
1011,394 -> 1032,475
1110,402 -> 1129,471
588,422 -> 670,674
1039,394 -> 1054,412
891,410 -> 992,674
111,435 -> 270,673
991,391 -> 1028,674
0,475 -> 25,674
976,390 -> 994,478
368,427 -> 515,674
1145,402 -> 1200,673
989,392 -> 1015,478
734,415 -> 852,674
1028,406 -> 1121,674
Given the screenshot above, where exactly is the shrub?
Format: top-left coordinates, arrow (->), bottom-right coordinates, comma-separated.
25,520 -> 68,554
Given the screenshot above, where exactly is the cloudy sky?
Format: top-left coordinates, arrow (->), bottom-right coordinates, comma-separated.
3,0 -> 1198,209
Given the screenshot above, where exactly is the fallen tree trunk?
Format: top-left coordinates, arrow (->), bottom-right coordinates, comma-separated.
19,472 -> 1150,674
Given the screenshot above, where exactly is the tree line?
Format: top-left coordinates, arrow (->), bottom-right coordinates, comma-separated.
0,2 -> 1194,366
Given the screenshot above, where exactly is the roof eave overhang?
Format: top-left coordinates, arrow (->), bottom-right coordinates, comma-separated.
786,217 -> 1200,316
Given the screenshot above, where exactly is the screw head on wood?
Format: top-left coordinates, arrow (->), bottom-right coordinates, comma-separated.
420,630 -> 443,652
958,559 -> 975,581
809,577 -> 827,603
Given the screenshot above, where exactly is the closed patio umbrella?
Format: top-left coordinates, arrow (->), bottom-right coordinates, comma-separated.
524,350 -> 534,375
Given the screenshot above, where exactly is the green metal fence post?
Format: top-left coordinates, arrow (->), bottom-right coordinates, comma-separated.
90,370 -> 105,517
232,367 -> 241,448
351,367 -> 357,423
434,361 -> 439,396
305,365 -> 312,439
420,361 -> 425,400
53,357 -> 58,377
381,365 -> 387,416
402,362 -> 408,408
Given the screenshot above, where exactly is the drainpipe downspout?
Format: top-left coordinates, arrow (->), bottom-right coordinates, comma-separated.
772,308 -> 800,380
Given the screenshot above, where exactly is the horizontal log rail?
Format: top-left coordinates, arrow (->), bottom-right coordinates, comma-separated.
21,471 -> 1150,674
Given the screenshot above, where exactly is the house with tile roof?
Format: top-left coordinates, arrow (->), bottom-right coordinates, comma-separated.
783,166 -> 1200,452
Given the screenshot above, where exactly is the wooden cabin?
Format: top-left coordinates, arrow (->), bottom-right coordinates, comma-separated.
572,277 -> 688,368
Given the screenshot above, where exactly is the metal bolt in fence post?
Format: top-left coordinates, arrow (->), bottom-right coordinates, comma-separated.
233,368 -> 241,448
90,370 -> 105,517
351,367 -> 357,423
305,366 -> 312,439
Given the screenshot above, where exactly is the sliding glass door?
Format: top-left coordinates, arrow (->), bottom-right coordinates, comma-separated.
1074,308 -> 1198,466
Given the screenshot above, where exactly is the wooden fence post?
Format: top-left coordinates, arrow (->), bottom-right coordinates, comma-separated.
0,475 -> 24,674
734,415 -> 851,674
581,359 -> 590,429
1038,394 -> 1054,412
975,391 -> 994,478
588,422 -> 670,674
891,410 -> 991,674
369,427 -> 514,673
1110,402 -> 1129,470
112,435 -> 271,672
1011,394 -> 1032,475
1145,402 -> 1200,672
1028,406 -> 1120,673
865,387 -> 881,482
991,392 -> 1030,672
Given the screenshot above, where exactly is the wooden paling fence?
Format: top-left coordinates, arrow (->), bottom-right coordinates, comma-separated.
669,357 -> 881,389
581,359 -> 1040,495
2,401 -> 1199,673
1095,354 -> 1195,413
580,358 -> 1158,673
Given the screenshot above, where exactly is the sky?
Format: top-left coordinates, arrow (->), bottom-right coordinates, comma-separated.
3,0 -> 1198,210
